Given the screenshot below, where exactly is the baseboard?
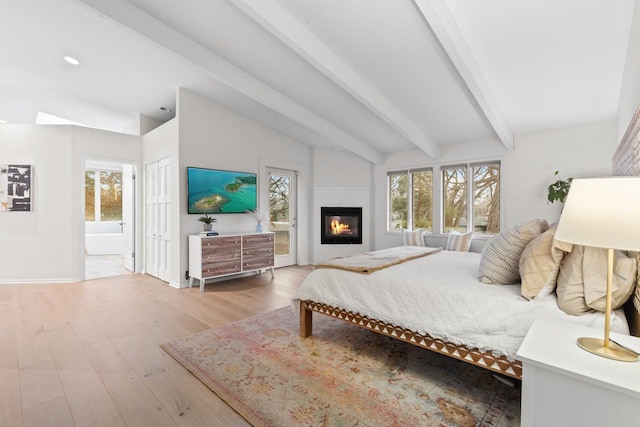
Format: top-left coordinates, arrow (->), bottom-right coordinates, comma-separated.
0,277 -> 83,284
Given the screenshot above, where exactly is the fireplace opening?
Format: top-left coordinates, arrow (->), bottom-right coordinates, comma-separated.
321,207 -> 362,244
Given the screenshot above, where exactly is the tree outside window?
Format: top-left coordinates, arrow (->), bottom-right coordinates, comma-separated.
442,167 -> 467,232
387,162 -> 499,234
473,164 -> 500,234
85,171 -> 95,221
85,169 -> 122,222
412,169 -> 433,231
388,172 -> 408,230
100,171 -> 122,221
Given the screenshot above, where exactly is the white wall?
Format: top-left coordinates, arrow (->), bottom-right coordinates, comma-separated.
312,149 -> 372,263
374,120 -> 618,250
176,88 -> 312,286
0,125 -> 141,282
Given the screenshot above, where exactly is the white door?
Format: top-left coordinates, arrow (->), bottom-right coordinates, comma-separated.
145,158 -> 171,281
268,169 -> 297,267
145,161 -> 159,278
122,164 -> 135,272
157,158 -> 171,281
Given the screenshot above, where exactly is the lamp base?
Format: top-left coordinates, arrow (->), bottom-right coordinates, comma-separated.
577,337 -> 639,362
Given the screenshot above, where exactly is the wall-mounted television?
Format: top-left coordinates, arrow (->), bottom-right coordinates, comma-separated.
187,167 -> 257,214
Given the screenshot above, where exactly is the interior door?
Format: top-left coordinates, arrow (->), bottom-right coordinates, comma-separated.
157,158 -> 171,282
145,158 -> 171,282
121,164 -> 135,272
268,169 -> 297,267
145,161 -> 159,278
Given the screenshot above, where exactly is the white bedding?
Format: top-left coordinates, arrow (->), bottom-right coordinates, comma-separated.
294,249 -> 629,360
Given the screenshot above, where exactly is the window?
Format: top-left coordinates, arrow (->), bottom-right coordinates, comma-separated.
387,168 -> 433,231
412,169 -> 433,230
387,162 -> 500,234
442,162 -> 500,234
85,169 -> 122,222
472,163 -> 500,234
442,166 -> 466,232
388,171 -> 408,230
84,171 -> 95,221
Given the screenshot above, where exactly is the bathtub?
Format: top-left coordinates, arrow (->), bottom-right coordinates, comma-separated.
85,221 -> 123,255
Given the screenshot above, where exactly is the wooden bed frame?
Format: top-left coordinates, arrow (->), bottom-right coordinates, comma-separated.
300,300 -> 524,379
298,107 -> 640,382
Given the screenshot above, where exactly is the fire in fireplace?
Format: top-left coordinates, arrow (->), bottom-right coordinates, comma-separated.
321,207 -> 362,244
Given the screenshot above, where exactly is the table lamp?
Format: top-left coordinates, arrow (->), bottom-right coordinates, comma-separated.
554,177 -> 640,362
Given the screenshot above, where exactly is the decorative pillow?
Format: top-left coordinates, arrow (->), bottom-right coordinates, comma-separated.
479,219 -> 549,285
519,226 -> 565,300
446,231 -> 473,252
556,246 -> 637,315
583,249 -> 636,311
402,228 -> 425,246
556,245 -> 590,315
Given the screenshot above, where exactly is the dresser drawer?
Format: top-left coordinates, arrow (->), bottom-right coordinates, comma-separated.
201,236 -> 241,256
202,258 -> 242,277
242,234 -> 274,250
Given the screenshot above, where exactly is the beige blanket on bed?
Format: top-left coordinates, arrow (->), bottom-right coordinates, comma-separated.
315,246 -> 442,274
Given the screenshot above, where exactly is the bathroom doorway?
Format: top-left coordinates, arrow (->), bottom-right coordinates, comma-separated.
84,160 -> 137,280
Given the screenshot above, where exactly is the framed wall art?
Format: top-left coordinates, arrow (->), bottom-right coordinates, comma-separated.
0,164 -> 32,212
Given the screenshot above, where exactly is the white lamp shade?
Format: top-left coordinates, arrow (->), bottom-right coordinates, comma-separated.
554,177 -> 640,252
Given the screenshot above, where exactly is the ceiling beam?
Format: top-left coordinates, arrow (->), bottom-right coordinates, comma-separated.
413,0 -> 514,150
229,0 -> 441,159
71,0 -> 384,164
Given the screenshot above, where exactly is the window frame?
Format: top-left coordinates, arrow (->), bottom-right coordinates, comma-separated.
387,167 -> 433,232
85,167 -> 123,223
387,161 -> 500,235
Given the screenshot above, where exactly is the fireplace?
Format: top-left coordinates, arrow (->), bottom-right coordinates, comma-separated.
321,207 -> 362,244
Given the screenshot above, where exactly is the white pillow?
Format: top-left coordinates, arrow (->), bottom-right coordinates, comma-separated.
479,219 -> 549,285
445,231 -> 473,252
402,228 -> 425,246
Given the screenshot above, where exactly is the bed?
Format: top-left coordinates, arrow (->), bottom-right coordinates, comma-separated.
295,247 -> 636,380
297,108 -> 640,380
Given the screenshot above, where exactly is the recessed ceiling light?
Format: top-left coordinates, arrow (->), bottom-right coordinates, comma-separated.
63,56 -> 80,66
160,106 -> 172,113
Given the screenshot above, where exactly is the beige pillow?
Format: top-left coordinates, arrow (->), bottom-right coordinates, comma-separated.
519,226 -> 564,300
556,246 -> 637,315
555,245 -> 590,315
402,228 -> 425,246
446,231 -> 473,252
583,249 -> 636,311
479,219 -> 549,285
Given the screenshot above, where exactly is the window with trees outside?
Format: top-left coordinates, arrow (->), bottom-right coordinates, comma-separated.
85,169 -> 123,222
388,162 -> 499,234
387,168 -> 433,231
442,162 -> 500,234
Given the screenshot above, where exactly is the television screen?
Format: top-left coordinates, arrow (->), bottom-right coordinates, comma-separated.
187,167 -> 257,214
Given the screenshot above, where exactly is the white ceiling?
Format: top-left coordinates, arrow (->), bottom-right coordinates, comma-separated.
0,0 -> 634,163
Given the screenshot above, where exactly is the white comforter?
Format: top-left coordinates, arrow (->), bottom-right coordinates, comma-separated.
294,249 -> 629,359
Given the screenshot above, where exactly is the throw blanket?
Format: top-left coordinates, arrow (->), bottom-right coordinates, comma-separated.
315,246 -> 442,274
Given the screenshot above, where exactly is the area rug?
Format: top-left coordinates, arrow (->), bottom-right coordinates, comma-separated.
161,307 -> 520,426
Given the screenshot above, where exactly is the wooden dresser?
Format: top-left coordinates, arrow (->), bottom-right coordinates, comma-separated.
188,232 -> 275,292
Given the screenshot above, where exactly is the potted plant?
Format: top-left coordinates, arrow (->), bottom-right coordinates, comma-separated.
198,214 -> 217,231
547,171 -> 573,204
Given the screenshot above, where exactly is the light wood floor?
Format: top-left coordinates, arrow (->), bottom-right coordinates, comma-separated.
0,266 -> 313,426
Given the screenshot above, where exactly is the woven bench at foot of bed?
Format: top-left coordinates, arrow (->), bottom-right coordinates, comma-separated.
300,300 -> 523,380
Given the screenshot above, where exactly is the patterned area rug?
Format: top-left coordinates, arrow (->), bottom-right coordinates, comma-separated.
161,307 -> 521,426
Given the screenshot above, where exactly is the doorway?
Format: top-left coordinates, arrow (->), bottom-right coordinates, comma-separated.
84,160 -> 136,280
268,168 -> 297,267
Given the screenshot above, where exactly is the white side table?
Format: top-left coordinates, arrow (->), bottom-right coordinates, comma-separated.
516,318 -> 640,427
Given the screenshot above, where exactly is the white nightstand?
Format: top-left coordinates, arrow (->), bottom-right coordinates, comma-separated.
516,318 -> 640,427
